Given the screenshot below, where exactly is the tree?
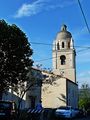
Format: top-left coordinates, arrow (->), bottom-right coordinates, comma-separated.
0,20 -> 33,99
78,83 -> 90,110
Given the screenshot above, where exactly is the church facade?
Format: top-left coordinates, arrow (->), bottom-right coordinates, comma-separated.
41,25 -> 78,108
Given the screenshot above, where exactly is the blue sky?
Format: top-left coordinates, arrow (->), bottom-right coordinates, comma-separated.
0,0 -> 90,87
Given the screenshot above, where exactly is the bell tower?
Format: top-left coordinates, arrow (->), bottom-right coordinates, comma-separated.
52,25 -> 76,83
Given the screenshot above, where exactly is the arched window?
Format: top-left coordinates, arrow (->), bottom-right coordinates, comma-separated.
68,42 -> 70,48
62,42 -> 64,48
57,42 -> 60,50
60,55 -> 66,65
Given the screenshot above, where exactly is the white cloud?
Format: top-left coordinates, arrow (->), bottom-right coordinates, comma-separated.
14,1 -> 44,18
14,0 -> 77,18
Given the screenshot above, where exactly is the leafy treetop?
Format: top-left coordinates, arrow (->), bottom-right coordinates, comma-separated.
0,20 -> 33,94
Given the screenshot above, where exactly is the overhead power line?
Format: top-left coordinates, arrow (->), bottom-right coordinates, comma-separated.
31,42 -> 52,46
77,47 -> 90,53
31,42 -> 90,49
34,47 -> 90,63
77,0 -> 90,33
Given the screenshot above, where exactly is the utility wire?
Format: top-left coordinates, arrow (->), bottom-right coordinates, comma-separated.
31,42 -> 90,63
34,47 -> 90,63
31,0 -> 90,64
77,0 -> 90,33
31,42 -> 51,46
31,42 -> 90,49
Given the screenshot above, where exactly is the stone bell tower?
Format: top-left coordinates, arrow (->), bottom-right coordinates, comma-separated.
52,25 -> 76,83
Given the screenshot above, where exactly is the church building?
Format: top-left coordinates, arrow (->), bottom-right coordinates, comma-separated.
25,25 -> 78,109
41,25 -> 78,108
2,24 -> 78,109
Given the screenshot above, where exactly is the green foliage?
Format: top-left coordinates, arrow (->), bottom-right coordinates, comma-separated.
0,19 -> 33,96
78,83 -> 90,110
79,98 -> 90,109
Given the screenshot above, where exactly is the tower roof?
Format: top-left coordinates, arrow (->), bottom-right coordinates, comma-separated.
56,24 -> 72,40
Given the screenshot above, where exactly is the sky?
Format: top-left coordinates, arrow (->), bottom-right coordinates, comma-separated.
0,0 -> 90,88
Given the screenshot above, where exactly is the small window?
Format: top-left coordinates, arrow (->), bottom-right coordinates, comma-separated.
68,42 -> 70,48
60,55 -> 66,65
62,42 -> 64,48
57,42 -> 60,50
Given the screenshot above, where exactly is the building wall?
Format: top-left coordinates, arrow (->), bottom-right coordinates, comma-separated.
42,77 -> 67,108
26,86 -> 41,108
66,80 -> 78,108
53,68 -> 76,83
41,71 -> 78,109
2,91 -> 26,109
26,67 -> 43,109
2,67 -> 43,110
